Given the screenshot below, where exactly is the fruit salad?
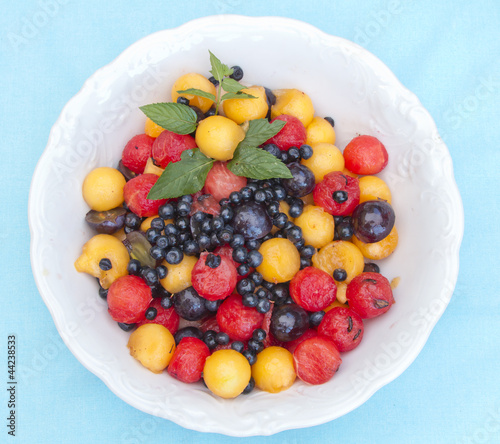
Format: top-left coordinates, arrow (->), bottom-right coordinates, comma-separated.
75,51 -> 398,399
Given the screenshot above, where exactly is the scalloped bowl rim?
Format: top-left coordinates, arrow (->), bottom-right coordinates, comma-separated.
29,15 -> 464,437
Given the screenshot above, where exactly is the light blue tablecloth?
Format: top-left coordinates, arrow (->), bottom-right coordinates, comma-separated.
1,1 -> 499,443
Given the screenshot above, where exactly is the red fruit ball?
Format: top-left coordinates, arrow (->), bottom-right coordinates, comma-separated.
167,337 -> 210,383
285,328 -> 318,354
313,171 -> 360,216
204,161 -> 247,203
346,272 -> 394,319
318,307 -> 364,352
123,173 -> 168,217
343,135 -> 388,175
189,194 -> 221,217
293,336 -> 342,385
121,134 -> 155,174
136,298 -> 180,335
266,114 -> 307,151
289,266 -> 337,311
191,252 -> 237,301
107,275 -> 152,324
216,294 -> 265,341
152,129 -> 197,168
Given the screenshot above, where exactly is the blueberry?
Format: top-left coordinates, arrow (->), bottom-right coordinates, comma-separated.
267,200 -> 280,217
300,245 -> 316,259
125,212 -> 142,229
215,332 -> 230,345
149,245 -> 164,260
254,189 -> 267,204
248,338 -> 264,353
237,278 -> 255,295
211,216 -> 224,232
231,341 -> 245,353
240,187 -> 254,201
286,226 -> 302,242
229,191 -> 242,205
98,258 -> 112,270
118,322 -> 136,332
230,234 -> 245,249
150,217 -> 165,230
248,271 -> 263,286
197,233 -> 211,250
220,206 -> 234,223
165,247 -> 183,265
183,239 -> 200,256
145,307 -> 157,320
288,200 -> 304,218
256,298 -> 271,314
287,146 -> 301,161
245,239 -> 261,250
332,190 -> 348,203
247,250 -> 263,268
300,258 -> 312,269
141,267 -> 159,286
160,296 -> 173,309
299,144 -> 313,160
203,331 -> 217,349
156,265 -> 168,280
242,377 -> 255,395
205,253 -> 221,269
98,286 -> 108,300
273,212 -> 288,229
159,203 -> 175,220
273,185 -> 287,200
232,246 -> 248,263
204,299 -> 220,312
230,65 -> 244,81
208,76 -> 219,86
242,350 -> 257,365
127,259 -> 141,275
164,223 -> 179,236
177,96 -> 190,105
252,329 -> 267,342
324,116 -> 335,127
263,143 -> 281,158
280,151 -> 290,164
309,310 -> 325,327
242,293 -> 258,307
333,268 -> 348,281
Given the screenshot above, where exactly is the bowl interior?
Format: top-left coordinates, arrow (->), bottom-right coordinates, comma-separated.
29,15 -> 463,436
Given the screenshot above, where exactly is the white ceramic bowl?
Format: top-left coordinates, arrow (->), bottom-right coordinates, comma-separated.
29,15 -> 463,436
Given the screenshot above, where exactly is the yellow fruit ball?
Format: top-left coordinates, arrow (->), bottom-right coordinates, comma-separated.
324,298 -> 349,312
306,116 -> 336,146
195,115 -> 245,161
352,226 -> 398,260
82,167 -> 126,212
301,143 -> 345,183
143,158 -> 164,176
358,176 -> 392,204
257,238 -> 300,284
252,346 -> 296,393
294,205 -> 334,249
127,324 -> 176,374
171,73 -> 217,113
160,255 -> 198,294
271,88 -> 315,127
312,240 -> 364,284
203,349 -> 251,399
222,85 -> 268,124
74,234 -> 130,289
144,118 -> 164,138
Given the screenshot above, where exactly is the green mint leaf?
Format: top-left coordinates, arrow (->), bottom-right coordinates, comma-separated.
176,88 -> 216,102
140,103 -> 198,135
209,50 -> 233,83
220,92 -> 257,101
147,149 -> 215,199
237,118 -> 286,150
221,77 -> 246,93
227,146 -> 293,180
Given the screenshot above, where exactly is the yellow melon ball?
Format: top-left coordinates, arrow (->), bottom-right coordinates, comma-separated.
358,176 -> 392,204
203,349 -> 251,399
257,238 -> 300,284
160,255 -> 198,294
144,118 -> 165,138
301,143 -> 345,183
271,88 -> 315,127
294,205 -> 334,249
352,226 -> 398,260
195,115 -> 245,161
252,346 -> 296,393
312,240 -> 364,284
74,234 -> 130,289
306,116 -> 336,145
171,73 -> 217,113
82,167 -> 126,211
127,324 -> 176,374
222,85 -> 268,124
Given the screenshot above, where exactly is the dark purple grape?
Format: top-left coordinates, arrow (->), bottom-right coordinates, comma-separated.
352,200 -> 395,243
117,160 -> 136,181
232,201 -> 272,240
85,207 -> 127,234
281,162 -> 315,197
270,303 -> 309,342
173,286 -> 208,321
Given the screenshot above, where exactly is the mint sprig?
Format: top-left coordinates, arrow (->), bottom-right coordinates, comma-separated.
147,149 -> 215,199
140,102 -> 197,135
227,147 -> 293,180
